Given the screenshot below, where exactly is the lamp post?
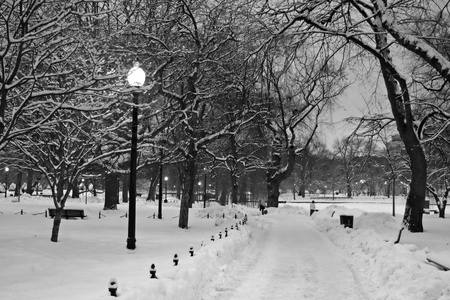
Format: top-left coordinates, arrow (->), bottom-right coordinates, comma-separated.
164,176 -> 168,203
4,167 -> 9,198
203,169 -> 207,208
126,62 -> 146,250
198,181 -> 201,202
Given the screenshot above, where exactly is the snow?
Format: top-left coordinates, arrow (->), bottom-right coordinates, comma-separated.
0,193 -> 449,299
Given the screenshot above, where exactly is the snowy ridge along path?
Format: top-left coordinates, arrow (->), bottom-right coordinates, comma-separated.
201,212 -> 372,300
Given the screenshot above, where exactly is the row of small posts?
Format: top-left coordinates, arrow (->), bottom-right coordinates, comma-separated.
108,214 -> 249,297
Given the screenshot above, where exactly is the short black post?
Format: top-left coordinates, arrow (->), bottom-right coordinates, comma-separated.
173,254 -> 179,266
225,228 -> 228,237
235,213 -> 237,219
99,211 -> 101,219
21,209 -> 23,215
219,231 -> 222,239
207,213 -> 209,219
45,210 -> 47,218
189,245 -> 194,257
108,278 -> 118,297
223,213 -> 225,219
153,213 -> 156,219
150,264 -> 157,279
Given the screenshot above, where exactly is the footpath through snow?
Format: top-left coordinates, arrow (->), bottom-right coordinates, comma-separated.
202,212 -> 372,300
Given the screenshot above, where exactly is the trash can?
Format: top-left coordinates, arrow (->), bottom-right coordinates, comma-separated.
340,215 -> 354,229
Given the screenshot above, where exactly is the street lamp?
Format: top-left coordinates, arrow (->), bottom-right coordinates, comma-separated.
203,169 -> 207,208
4,167 -> 9,198
198,181 -> 201,202
126,62 -> 146,250
164,176 -> 168,203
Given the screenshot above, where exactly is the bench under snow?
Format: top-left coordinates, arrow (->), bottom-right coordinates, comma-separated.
427,253 -> 450,271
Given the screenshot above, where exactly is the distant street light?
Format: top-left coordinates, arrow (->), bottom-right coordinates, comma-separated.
198,181 -> 201,202
126,62 -> 146,250
4,167 -> 9,198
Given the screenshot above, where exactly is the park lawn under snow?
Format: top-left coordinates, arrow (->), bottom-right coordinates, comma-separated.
0,193 -> 449,300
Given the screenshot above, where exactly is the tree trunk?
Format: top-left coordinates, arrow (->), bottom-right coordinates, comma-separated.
178,153 -> 197,229
50,207 -> 63,242
26,168 -> 33,195
146,170 -> 159,201
71,183 -> 80,198
239,178 -> 247,204
104,173 -> 119,210
346,183 -> 352,198
229,135 -> 239,204
71,177 -> 80,198
267,179 -> 281,207
91,179 -> 97,197
374,16 -> 426,232
122,174 -> 129,203
300,184 -> 306,198
440,200 -> 447,218
231,173 -> 238,204
176,163 -> 184,200
266,145 -> 296,208
15,171 -> 22,197
380,71 -> 427,232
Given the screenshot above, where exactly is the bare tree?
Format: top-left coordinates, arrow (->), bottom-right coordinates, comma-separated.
0,1 -> 120,150
13,108 -> 130,242
261,0 -> 450,232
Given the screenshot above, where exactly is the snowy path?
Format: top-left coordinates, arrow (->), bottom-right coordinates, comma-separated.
202,213 -> 371,300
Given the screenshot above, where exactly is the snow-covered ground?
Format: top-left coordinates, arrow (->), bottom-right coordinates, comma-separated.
0,193 -> 449,299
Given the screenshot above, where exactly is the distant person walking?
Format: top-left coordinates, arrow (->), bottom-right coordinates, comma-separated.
310,200 -> 316,216
259,203 -> 266,215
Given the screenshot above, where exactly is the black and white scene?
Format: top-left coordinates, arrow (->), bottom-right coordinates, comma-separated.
1,1 -> 449,299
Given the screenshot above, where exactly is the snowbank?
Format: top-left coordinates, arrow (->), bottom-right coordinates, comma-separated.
311,205 -> 450,300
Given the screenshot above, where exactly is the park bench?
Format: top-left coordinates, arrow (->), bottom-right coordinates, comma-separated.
423,208 -> 439,214
427,253 -> 450,271
48,208 -> 86,219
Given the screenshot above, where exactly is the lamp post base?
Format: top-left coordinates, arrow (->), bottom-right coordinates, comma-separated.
126,237 -> 136,250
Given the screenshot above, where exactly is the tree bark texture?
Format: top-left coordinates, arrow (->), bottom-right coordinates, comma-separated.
122,174 -> 129,203
266,146 -> 295,207
50,208 -> 63,242
26,168 -> 33,195
14,171 -> 22,197
178,152 -> 197,228
104,173 -> 119,210
376,28 -> 426,232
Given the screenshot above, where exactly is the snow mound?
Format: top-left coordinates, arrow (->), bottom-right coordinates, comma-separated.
310,206 -> 450,299
96,218 -> 266,300
195,203 -> 255,219
266,204 -> 308,215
